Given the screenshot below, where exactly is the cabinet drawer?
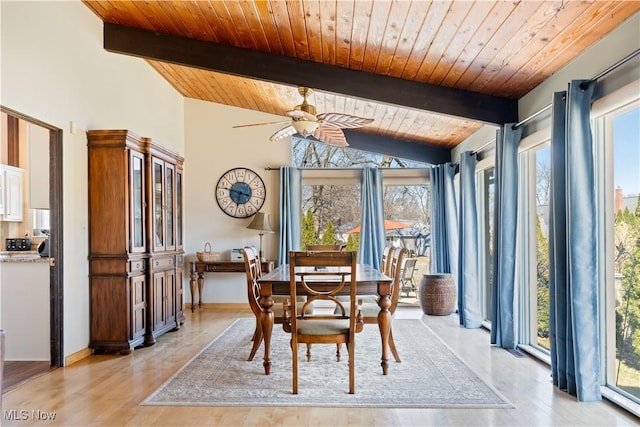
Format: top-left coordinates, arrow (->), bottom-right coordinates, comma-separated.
130,259 -> 146,273
152,257 -> 174,269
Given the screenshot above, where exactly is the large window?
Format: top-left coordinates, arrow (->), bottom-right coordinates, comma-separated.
294,138 -> 431,280
472,85 -> 639,414
602,102 -> 640,403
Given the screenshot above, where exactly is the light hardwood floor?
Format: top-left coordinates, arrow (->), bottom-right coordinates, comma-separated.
1,304 -> 638,426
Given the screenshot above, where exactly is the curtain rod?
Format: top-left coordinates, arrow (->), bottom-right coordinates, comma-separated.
512,104 -> 553,129
586,48 -> 640,85
265,166 -> 431,171
265,166 -> 357,171
472,139 -> 497,155
513,48 -> 640,130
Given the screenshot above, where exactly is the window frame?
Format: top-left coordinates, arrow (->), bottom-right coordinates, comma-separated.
593,90 -> 640,413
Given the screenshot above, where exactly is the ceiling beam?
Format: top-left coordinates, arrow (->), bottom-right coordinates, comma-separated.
342,130 -> 450,165
103,23 -> 518,126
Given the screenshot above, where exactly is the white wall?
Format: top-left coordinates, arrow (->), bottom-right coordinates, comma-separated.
183,99 -> 290,303
1,0 -> 184,361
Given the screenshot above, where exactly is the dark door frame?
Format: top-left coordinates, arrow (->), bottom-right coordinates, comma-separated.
1,106 -> 64,367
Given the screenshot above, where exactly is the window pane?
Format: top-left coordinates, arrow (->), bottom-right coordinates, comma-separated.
483,168 -> 495,322
32,209 -> 50,236
611,106 -> 640,400
535,146 -> 551,350
301,184 -> 361,249
384,184 -> 430,300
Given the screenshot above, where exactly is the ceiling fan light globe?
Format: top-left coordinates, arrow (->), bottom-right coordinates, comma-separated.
292,120 -> 320,136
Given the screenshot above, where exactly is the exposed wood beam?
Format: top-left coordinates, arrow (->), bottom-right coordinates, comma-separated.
342,130 -> 450,165
103,23 -> 518,126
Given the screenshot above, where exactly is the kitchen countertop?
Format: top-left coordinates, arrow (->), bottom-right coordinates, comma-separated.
0,251 -> 48,263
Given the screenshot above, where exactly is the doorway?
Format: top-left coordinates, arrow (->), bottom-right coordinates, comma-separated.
0,106 -> 63,383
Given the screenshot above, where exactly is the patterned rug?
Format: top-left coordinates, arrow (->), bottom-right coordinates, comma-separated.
142,318 -> 513,408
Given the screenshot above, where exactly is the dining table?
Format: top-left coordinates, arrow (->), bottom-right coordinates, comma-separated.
256,263 -> 394,376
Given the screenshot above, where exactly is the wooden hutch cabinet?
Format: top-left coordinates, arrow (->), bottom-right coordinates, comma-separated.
87,130 -> 184,354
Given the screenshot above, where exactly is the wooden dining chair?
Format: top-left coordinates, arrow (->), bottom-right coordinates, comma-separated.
380,245 -> 393,275
282,250 -> 364,394
336,246 -> 407,363
242,246 -> 311,361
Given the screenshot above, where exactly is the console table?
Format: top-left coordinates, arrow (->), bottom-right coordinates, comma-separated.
188,260 -> 275,311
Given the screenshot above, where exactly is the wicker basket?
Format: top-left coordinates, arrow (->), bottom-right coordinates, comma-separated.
419,274 -> 456,316
196,242 -> 219,262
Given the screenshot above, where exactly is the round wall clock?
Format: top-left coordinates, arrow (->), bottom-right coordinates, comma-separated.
215,167 -> 266,218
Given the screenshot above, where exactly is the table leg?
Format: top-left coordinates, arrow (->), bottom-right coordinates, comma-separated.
258,288 -> 275,375
377,292 -> 392,375
197,272 -> 204,308
189,263 -> 197,311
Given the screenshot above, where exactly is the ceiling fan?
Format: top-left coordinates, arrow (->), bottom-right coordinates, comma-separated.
232,87 -> 374,147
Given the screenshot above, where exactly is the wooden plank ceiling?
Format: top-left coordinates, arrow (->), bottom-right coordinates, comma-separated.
82,1 -> 638,151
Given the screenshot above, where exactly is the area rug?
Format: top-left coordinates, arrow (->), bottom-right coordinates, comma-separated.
142,318 -> 513,408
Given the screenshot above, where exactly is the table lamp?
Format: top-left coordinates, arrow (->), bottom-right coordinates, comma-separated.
246,211 -> 274,261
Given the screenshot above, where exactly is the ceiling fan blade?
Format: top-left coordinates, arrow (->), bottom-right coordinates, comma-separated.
270,125 -> 297,142
232,120 -> 290,129
313,124 -> 349,147
286,110 -> 317,121
316,112 -> 374,129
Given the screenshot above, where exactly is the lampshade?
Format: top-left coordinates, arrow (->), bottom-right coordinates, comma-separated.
246,212 -> 274,233
291,120 -> 320,136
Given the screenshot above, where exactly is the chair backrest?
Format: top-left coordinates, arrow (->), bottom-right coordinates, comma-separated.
380,245 -> 393,275
305,244 -> 346,252
288,250 -> 358,324
401,258 -> 417,280
242,246 -> 262,318
389,247 -> 408,314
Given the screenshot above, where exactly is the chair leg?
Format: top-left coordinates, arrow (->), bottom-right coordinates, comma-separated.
336,343 -> 342,362
348,340 -> 355,394
247,323 -> 263,361
389,328 -> 401,363
306,343 -> 312,362
292,339 -> 298,395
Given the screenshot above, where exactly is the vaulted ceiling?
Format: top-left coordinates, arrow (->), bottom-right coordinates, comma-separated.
82,1 -> 638,157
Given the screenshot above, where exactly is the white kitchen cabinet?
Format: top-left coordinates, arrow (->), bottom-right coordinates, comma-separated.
0,171 -> 4,215
1,164 -> 24,221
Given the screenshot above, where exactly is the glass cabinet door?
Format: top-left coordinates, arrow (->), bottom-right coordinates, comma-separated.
152,158 -> 165,252
129,151 -> 146,252
165,163 -> 175,250
176,169 -> 183,250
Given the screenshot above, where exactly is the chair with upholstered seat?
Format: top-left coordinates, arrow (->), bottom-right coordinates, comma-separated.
336,246 -> 407,363
282,250 -> 364,394
242,246 -> 311,361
